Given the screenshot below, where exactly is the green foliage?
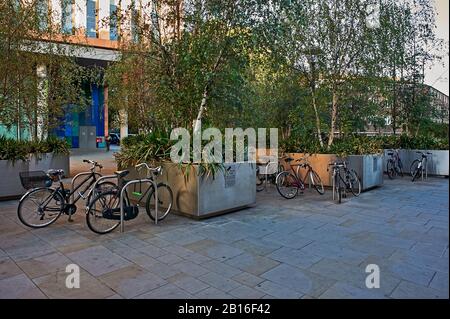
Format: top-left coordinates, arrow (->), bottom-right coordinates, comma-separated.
0,136 -> 70,161
281,134 -> 449,157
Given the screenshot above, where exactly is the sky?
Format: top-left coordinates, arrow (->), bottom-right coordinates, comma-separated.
424,0 -> 449,95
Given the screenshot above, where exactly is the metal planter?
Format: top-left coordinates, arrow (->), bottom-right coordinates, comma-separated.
0,160 -> 28,200
29,153 -> 70,177
0,154 -> 70,200
347,154 -> 384,190
126,162 -> 257,219
283,153 -> 383,191
383,149 -> 449,176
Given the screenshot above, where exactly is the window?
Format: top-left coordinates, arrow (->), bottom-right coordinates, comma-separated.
61,0 -> 73,34
86,0 -> 98,38
110,0 -> 119,40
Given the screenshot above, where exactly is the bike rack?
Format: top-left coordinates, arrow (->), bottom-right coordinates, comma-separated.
70,172 -> 102,205
120,179 -> 158,233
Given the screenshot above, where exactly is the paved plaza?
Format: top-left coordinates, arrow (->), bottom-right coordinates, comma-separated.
0,177 -> 448,299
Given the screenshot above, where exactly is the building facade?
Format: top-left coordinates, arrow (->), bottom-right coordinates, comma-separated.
0,0 -> 157,148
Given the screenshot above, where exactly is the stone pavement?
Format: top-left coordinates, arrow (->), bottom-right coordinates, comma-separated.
0,177 -> 448,299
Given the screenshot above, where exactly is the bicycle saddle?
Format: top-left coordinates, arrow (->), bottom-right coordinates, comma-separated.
47,169 -> 64,176
387,152 -> 393,156
115,170 -> 130,178
285,157 -> 294,162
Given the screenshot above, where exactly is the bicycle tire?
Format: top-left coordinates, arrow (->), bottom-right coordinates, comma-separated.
275,171 -> 298,199
256,168 -> 265,192
411,166 -> 421,182
86,181 -> 118,205
410,160 -> 420,177
348,169 -> 361,196
387,160 -> 395,179
309,170 -> 324,195
18,187 -> 64,228
86,189 -> 129,234
145,183 -> 173,221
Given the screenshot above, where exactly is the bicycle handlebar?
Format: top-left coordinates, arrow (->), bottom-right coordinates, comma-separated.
135,163 -> 162,176
83,159 -> 103,169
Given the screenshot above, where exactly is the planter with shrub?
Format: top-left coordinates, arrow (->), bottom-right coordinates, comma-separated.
0,136 -> 70,199
115,132 -> 256,219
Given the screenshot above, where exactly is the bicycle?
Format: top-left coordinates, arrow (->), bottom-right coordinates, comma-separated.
86,163 -> 173,234
275,155 -> 324,199
327,161 -> 361,204
410,151 -> 432,182
386,149 -> 404,179
256,157 -> 283,192
17,160 -> 115,228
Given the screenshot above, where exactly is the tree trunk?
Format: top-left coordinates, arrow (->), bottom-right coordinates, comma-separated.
193,83 -> 209,134
310,85 -> 324,148
327,89 -> 338,147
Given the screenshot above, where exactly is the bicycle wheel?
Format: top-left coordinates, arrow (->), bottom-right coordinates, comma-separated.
309,170 -> 324,195
275,171 -> 299,199
410,160 -> 420,177
18,187 -> 64,228
387,160 -> 395,179
411,165 -> 422,182
397,159 -> 404,177
347,169 -> 361,196
86,190 -> 127,234
86,181 -> 117,205
256,167 -> 265,192
146,183 -> 173,221
335,175 -> 342,204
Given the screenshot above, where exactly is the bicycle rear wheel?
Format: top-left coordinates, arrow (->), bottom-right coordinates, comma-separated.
146,183 -> 173,221
347,169 -> 361,196
86,190 -> 127,234
256,167 -> 265,192
275,171 -> 299,199
411,166 -> 422,182
309,170 -> 324,195
387,160 -> 395,179
18,187 -> 64,228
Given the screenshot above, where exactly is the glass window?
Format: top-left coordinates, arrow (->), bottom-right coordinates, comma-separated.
61,0 -> 73,34
110,0 -> 118,40
86,0 -> 97,38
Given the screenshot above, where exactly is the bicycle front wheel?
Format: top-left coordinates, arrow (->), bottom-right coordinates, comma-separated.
347,169 -> 361,196
256,168 -> 265,192
410,160 -> 420,177
309,170 -> 324,195
146,183 -> 173,221
18,187 -> 64,228
276,171 -> 299,199
86,190 -> 123,234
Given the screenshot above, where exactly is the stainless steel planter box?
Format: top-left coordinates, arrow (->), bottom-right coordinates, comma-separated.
283,153 -> 383,191
29,153 -> 70,177
383,149 -> 449,176
125,162 -> 256,219
0,160 -> 28,200
0,153 -> 70,200
347,154 -> 384,190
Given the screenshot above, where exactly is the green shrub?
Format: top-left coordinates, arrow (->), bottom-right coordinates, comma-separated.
280,134 -> 449,156
0,136 -> 70,161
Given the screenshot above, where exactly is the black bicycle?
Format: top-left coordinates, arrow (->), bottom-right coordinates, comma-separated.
328,161 -> 361,204
17,160 -> 115,228
386,149 -> 404,179
411,151 -> 432,182
86,163 -> 173,234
